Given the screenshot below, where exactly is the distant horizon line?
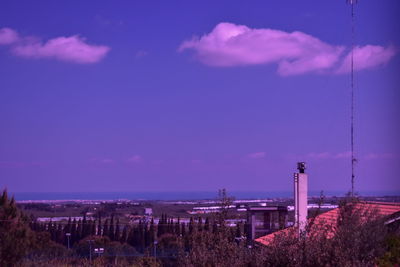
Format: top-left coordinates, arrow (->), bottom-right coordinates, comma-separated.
8,190 -> 400,193
8,190 -> 400,201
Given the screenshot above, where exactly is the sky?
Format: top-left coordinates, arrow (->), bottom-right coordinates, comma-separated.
0,1 -> 399,194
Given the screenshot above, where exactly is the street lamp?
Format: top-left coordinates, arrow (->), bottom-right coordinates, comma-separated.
87,239 -> 94,263
94,247 -> 104,258
154,240 -> 158,258
65,233 -> 71,249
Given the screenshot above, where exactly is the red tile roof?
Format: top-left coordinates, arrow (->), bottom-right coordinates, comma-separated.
255,201 -> 400,246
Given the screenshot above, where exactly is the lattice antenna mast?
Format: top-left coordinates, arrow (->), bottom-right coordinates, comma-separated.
347,0 -> 357,196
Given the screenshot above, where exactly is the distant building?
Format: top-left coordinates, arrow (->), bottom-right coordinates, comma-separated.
144,208 -> 153,216
247,206 -> 288,240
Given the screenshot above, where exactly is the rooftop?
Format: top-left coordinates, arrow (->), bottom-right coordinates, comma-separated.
255,201 -> 400,246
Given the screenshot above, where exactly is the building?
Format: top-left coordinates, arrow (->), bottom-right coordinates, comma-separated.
255,201 -> 400,246
247,206 -> 288,240
247,162 -> 307,241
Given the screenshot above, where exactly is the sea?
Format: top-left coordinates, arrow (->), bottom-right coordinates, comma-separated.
11,191 -> 400,201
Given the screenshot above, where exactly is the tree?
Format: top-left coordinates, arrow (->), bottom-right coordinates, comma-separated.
175,217 -> 181,236
97,214 -> 102,236
188,217 -> 194,235
109,214 -> 115,241
149,218 -> 155,245
90,220 -> 96,236
181,222 -> 186,237
82,214 -> 88,238
216,188 -> 233,227
0,189 -> 34,266
77,219 -> 83,241
204,217 -> 210,232
120,225 -> 128,243
70,218 -> 77,245
103,219 -> 110,238
114,218 -> 120,242
198,217 -> 203,232
178,228 -> 251,266
137,220 -> 146,252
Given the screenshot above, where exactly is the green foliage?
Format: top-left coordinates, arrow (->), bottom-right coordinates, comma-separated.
132,256 -> 162,267
0,189 -> 35,266
179,229 -> 252,267
2,188 -> 398,266
258,198 -> 394,267
377,234 -> 400,266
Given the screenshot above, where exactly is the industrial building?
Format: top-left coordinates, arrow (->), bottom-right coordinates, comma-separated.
250,162 -> 400,246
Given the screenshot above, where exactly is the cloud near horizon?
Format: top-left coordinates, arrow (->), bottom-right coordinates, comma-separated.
247,152 -> 266,159
127,155 -> 142,163
89,158 -> 115,164
305,151 -> 352,160
364,153 -> 397,160
179,22 -> 396,76
0,27 -> 110,64
0,160 -> 48,168
0,27 -> 19,45
304,151 -> 398,161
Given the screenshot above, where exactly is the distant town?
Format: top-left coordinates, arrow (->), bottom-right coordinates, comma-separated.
17,194 -> 400,228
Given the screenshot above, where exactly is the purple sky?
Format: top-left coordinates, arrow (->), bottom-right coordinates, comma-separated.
0,1 -> 399,193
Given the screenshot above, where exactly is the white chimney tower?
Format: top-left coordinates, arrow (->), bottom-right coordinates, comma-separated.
294,162 -> 308,236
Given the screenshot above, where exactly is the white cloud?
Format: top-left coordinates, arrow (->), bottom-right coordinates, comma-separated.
127,155 -> 142,163
247,152 -> 266,159
180,22 -> 396,76
0,28 -> 19,45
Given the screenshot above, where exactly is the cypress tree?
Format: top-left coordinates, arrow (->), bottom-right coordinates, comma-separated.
47,220 -> 54,241
65,217 -> 72,235
109,215 -> 115,241
51,221 -> 58,241
204,217 -> 210,231
168,217 -> 173,234
103,219 -> 109,238
114,218 -> 120,242
157,215 -> 163,237
90,220 -> 96,236
71,218 -> 77,245
212,219 -> 218,234
189,217 -> 194,234
127,226 -> 136,247
149,218 -> 155,244
82,214 -> 87,238
175,217 -> 181,236
29,216 -> 38,232
138,220 -> 145,252
56,222 -> 64,244
121,225 -> 128,243
230,227 -> 235,241
97,215 -> 102,236
181,222 -> 186,237
39,222 -> 45,232
76,219 -> 83,241
244,222 -> 250,240
235,222 -> 242,238
145,223 -> 151,248
198,217 -> 203,232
